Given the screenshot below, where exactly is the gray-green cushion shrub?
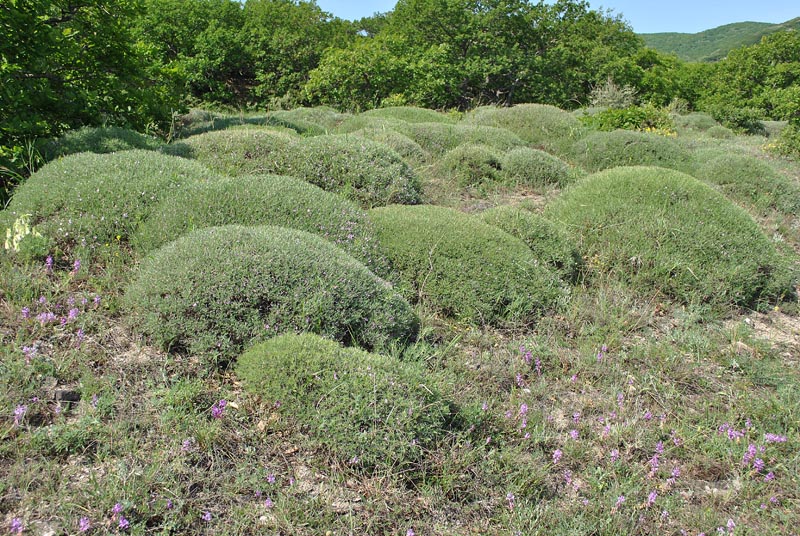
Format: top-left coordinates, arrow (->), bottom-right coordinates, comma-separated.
436,144 -> 503,188
569,130 -> 694,173
125,225 -> 419,359
369,205 -> 567,325
465,104 -> 586,154
334,115 -> 408,134
236,333 -> 451,474
362,106 -> 457,124
672,112 -> 719,132
706,125 -> 735,140
266,106 -> 349,132
396,123 -> 526,157
695,154 -> 800,215
501,147 -> 573,188
2,150 -> 218,254
281,135 -> 422,207
348,128 -> 430,164
545,166 -> 796,308
133,174 -> 390,276
40,126 -> 164,161
161,129 -> 299,176
478,206 -> 583,282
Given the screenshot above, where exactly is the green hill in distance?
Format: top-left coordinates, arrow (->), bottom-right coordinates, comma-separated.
642,17 -> 800,62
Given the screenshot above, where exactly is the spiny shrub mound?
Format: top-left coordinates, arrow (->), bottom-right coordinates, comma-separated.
282,135 -> 422,207
2,150 -> 217,254
41,126 -> 164,160
161,129 -> 298,176
236,333 -> 450,474
695,154 -> 800,215
397,123 -> 526,157
465,104 -> 586,154
362,106 -> 457,124
348,128 -> 429,164
133,174 -> 389,275
501,147 -> 573,188
436,144 -> 503,188
267,106 -> 349,131
545,166 -> 796,308
673,112 -> 719,133
478,206 -> 583,282
369,205 -> 567,325
334,115 -> 408,134
125,225 -> 419,359
569,130 -> 694,173
706,125 -> 735,140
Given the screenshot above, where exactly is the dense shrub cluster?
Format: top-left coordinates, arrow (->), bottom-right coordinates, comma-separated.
133,174 -> 389,275
705,125 -> 735,139
501,147 -> 574,188
436,144 -> 503,188
569,130 -> 694,173
396,123 -> 526,156
1,150 -> 217,255
266,106 -> 349,131
369,205 -> 567,325
348,128 -> 430,164
40,127 -> 164,161
282,135 -> 422,207
478,206 -> 583,282
705,104 -> 767,136
773,123 -> 800,158
125,225 -> 419,359
465,104 -> 586,154
361,106 -> 458,124
580,104 -> 674,133
546,166 -> 796,308
694,155 -> 800,215
672,112 -> 719,133
236,333 -> 451,474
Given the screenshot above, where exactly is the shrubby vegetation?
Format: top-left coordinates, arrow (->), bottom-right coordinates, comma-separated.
133,174 -> 389,275
347,128 -> 429,164
125,225 -> 419,360
397,123 -> 526,156
40,127 -> 165,161
546,166 -> 796,308
569,130 -> 693,173
1,150 -> 217,256
236,333 -> 451,474
478,206 -> 583,282
501,147 -> 574,188
436,144 -> 504,189
361,106 -> 457,124
369,205 -> 567,325
580,104 -> 674,134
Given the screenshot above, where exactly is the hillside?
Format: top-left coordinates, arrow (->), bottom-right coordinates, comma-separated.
642,17 -> 800,61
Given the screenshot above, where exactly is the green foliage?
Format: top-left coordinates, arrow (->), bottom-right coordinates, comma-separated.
369,205 -> 567,325
281,135 -> 422,207
672,112 -> 719,133
436,144 -> 503,188
478,206 -> 583,282
705,104 -> 766,136
580,104 -> 674,133
588,77 -> 638,108
40,127 -> 164,161
2,150 -> 217,255
694,154 -> 800,215
124,225 -> 419,360
705,125 -> 735,140
348,128 -> 430,164
362,106 -> 458,124
569,130 -> 693,173
266,106 -> 349,131
546,166 -> 796,308
132,174 -> 389,276
236,333 -> 451,474
397,123 -> 526,157
772,123 -> 800,158
500,147 -> 573,188
163,128 -> 299,175
465,104 -> 586,154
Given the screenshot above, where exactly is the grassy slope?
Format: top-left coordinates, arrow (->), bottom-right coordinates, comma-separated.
642,17 -> 800,61
1,109 -> 799,535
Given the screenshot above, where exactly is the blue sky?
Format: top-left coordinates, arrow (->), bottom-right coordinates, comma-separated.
315,1 -> 798,34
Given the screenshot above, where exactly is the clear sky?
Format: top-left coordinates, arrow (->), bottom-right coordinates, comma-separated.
315,1 -> 799,34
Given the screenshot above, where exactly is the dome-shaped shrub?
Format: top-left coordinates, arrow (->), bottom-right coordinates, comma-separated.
478,206 -> 583,282
397,123 -> 526,157
41,126 -> 164,161
125,225 -> 419,358
2,150 -> 218,254
267,106 -> 349,131
706,125 -> 735,140
673,112 -> 719,133
362,106 -> 457,124
436,144 -> 503,188
465,104 -> 586,154
281,135 -> 422,207
569,130 -> 694,173
133,174 -> 390,276
369,205 -> 567,325
545,166 -> 796,307
694,154 -> 800,215
348,128 -> 430,164
334,115 -> 408,134
501,147 -> 573,188
237,333 -> 450,474
161,129 -> 299,176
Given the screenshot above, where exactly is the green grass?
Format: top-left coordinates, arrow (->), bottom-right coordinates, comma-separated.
369,204 -> 567,326
124,225 -> 419,362
546,166 -> 797,308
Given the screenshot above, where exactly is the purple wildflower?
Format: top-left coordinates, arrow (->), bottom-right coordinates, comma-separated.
407,530 -> 415,536
201,512 -> 211,522
13,404 -> 27,427
68,308 -> 80,321
21,307 -> 30,319
39,296 -> 47,305
506,492 -> 515,510
610,449 -> 619,462
569,429 -> 579,440
166,499 -> 173,509
45,256 -> 53,272
655,441 -> 664,455
267,474 -> 276,484
93,295 -> 101,306
36,312 -> 57,324
727,519 -> 735,533
519,403 -> 529,416
481,401 -> 488,411
211,399 -> 227,419
534,356 -> 542,376
112,503 -> 123,515
264,497 -> 273,509
764,433 -> 787,443
644,410 -> 653,421
22,346 -> 36,364
742,444 -> 757,466
753,458 -> 765,472
118,516 -> 129,530
615,495 -> 625,509
71,259 -> 81,274
9,518 -> 23,534
765,471 -> 775,481
647,490 -> 657,507
553,449 -> 563,464
515,373 -> 525,387
78,517 -> 91,532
